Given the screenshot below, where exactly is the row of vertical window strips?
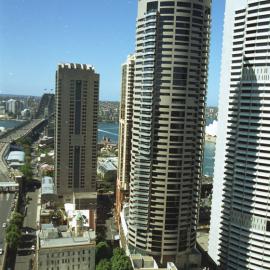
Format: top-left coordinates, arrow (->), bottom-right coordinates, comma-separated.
124,59 -> 135,188
129,12 -> 158,243
118,63 -> 127,186
219,5 -> 270,270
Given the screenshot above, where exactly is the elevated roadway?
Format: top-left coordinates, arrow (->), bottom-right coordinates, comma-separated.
0,119 -> 45,270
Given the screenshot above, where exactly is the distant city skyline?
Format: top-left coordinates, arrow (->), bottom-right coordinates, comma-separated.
0,0 -> 225,105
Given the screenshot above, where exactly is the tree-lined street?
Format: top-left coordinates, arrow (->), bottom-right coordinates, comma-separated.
0,119 -> 44,270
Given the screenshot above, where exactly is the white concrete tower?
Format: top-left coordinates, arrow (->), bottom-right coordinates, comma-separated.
209,1 -> 270,269
128,1 -> 211,268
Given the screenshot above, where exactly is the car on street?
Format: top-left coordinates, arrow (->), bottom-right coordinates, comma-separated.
2,223 -> 7,228
0,249 -> 3,255
31,245 -> 35,250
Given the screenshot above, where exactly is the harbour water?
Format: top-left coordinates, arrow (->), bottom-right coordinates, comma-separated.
0,120 -> 215,177
98,122 -> 216,177
98,122 -> 119,143
0,119 -> 25,130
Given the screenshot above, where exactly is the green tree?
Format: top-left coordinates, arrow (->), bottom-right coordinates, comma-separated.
96,259 -> 111,270
6,211 -> 24,250
24,145 -> 31,157
6,226 -> 21,249
111,248 -> 132,270
10,212 -> 24,227
112,247 -> 125,257
6,223 -> 18,234
21,163 -> 33,181
111,247 -> 125,265
96,241 -> 112,264
45,170 -> 54,177
96,225 -> 107,242
111,257 -> 132,270
18,137 -> 32,147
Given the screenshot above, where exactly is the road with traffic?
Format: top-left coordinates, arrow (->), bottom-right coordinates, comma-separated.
15,189 -> 39,270
0,119 -> 44,144
0,119 -> 44,270
0,193 -> 14,266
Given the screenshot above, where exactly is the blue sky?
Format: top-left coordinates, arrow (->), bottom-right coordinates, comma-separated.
0,0 -> 225,106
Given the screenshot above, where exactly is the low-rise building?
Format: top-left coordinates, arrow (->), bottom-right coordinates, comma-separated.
97,157 -> 117,182
39,209 -> 54,225
0,182 -> 19,193
41,176 -> 57,203
131,255 -> 178,270
9,169 -> 23,183
36,214 -> 95,270
39,136 -> 54,147
6,151 -> 25,168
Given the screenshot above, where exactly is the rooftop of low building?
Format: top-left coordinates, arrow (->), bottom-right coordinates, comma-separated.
38,203 -> 95,249
97,157 -> 118,172
39,225 -> 95,249
6,151 -> 25,162
130,254 -> 178,270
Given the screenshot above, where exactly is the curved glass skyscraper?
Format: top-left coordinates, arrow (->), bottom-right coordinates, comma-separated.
128,1 -> 211,268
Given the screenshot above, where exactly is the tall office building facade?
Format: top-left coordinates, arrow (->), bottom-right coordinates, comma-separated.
209,1 -> 270,269
116,54 -> 135,227
128,1 -> 211,268
55,63 -> 99,203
